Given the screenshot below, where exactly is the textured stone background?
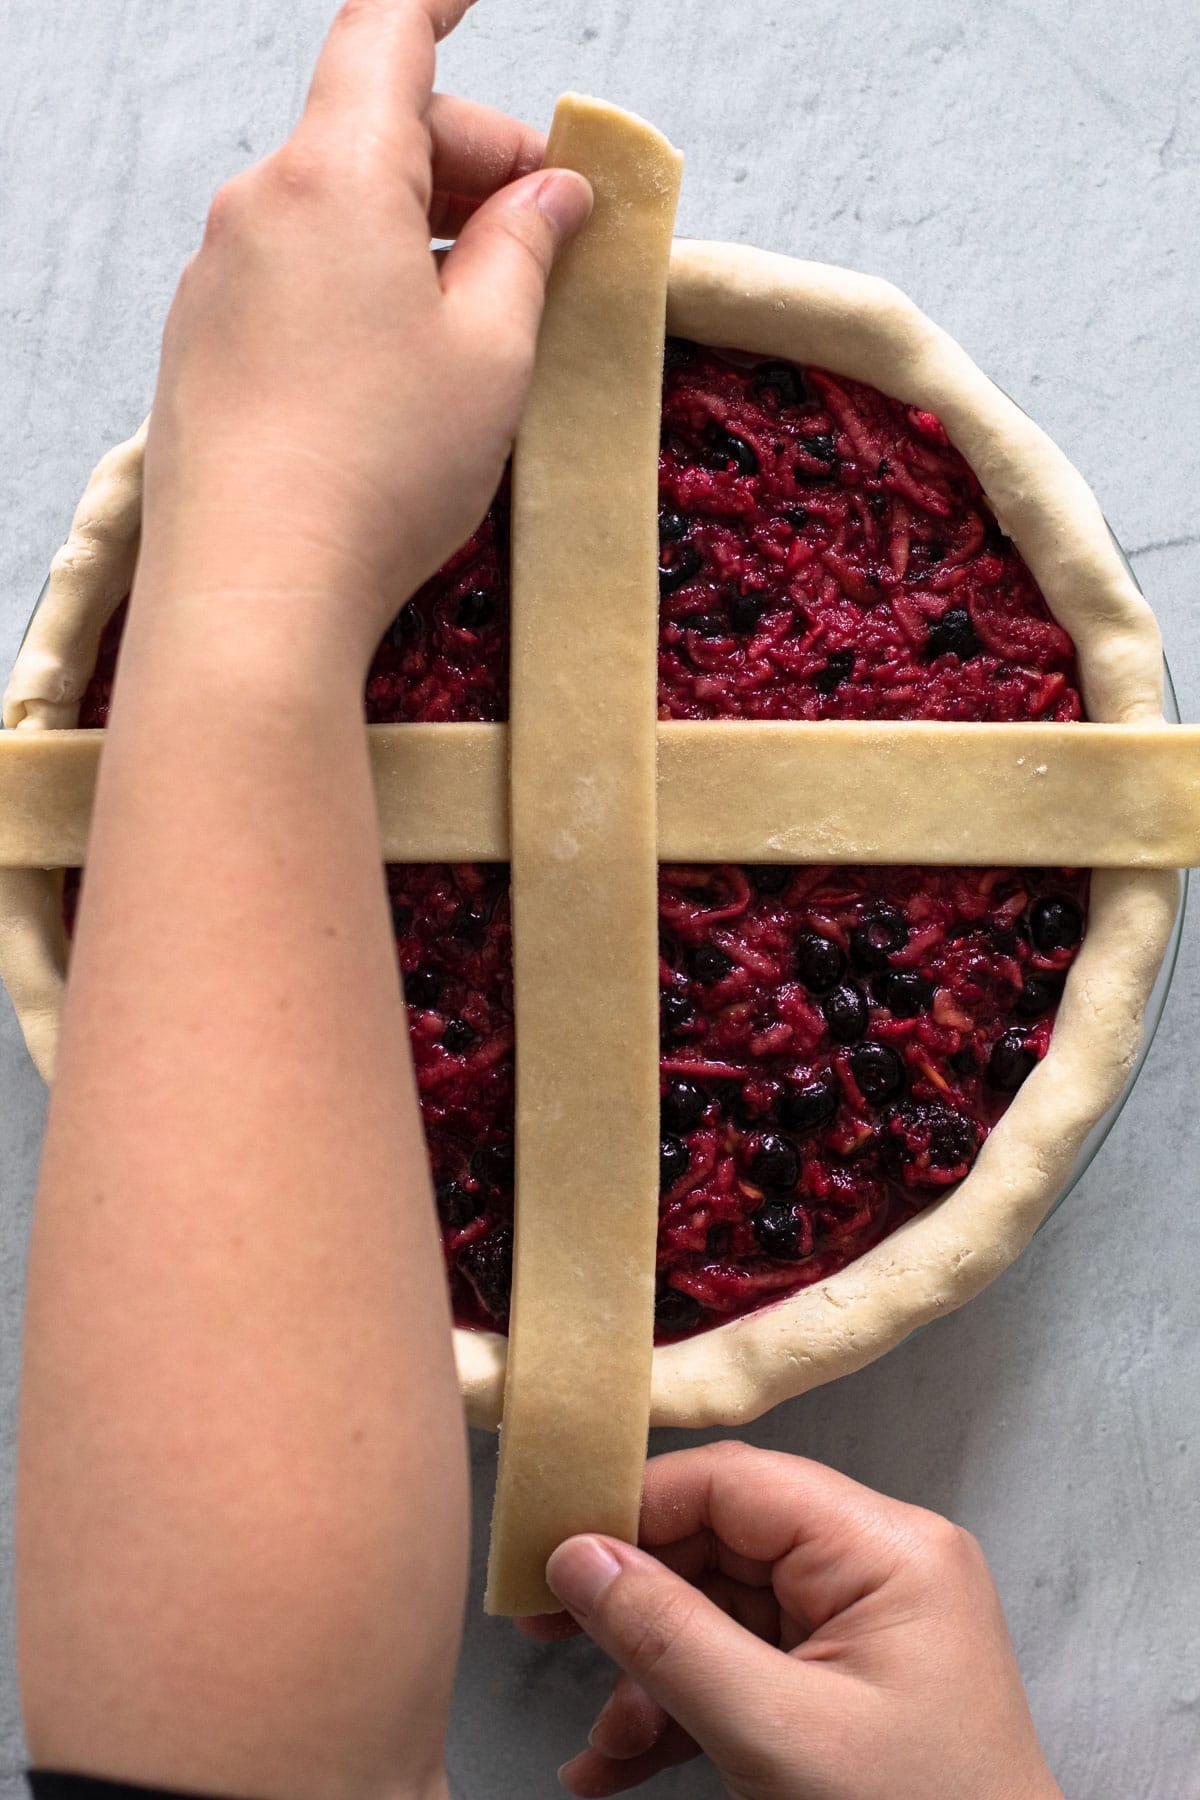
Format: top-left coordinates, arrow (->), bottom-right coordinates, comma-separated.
2,2 -> 1198,1795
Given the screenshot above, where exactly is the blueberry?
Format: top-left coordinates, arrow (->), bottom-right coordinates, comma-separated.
824,983 -> 869,1044
785,506 -> 811,529
459,1225 -> 513,1328
655,1284 -> 703,1334
706,429 -> 759,476
987,1031 -> 1037,1092
752,360 -> 809,409
690,611 -> 731,638
924,607 -> 980,662
849,1042 -> 907,1104
442,1017 -> 476,1054
811,649 -> 854,695
660,992 -> 693,1037
748,1132 -> 800,1192
472,1139 -> 515,1191
749,864 -> 790,895
1028,896 -> 1084,955
947,1046 -> 978,1076
453,901 -> 487,944
776,1077 -> 838,1133
873,971 -> 935,1018
714,1080 -> 758,1129
794,932 -> 847,995
660,1133 -> 691,1188
925,1106 -> 980,1169
435,1179 -> 476,1229
849,907 -> 909,973
659,545 -> 704,593
388,603 -> 425,648
405,966 -> 443,1009
797,432 -> 839,469
885,1103 -> 979,1176
455,589 -> 495,631
688,943 -> 733,984
659,507 -> 689,541
662,1079 -> 707,1133
663,337 -> 697,371
730,594 -> 763,633
752,1200 -> 810,1260
1016,973 -> 1063,1017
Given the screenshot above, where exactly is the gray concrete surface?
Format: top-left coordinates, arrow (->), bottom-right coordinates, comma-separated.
2,2 -> 1198,1795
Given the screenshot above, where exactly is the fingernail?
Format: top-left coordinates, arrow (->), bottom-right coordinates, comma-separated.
589,1693 -> 662,1757
536,169 -> 594,239
587,1695 -> 616,1751
546,1535 -> 622,1616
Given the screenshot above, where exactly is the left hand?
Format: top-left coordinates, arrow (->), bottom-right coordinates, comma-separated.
140,0 -> 592,668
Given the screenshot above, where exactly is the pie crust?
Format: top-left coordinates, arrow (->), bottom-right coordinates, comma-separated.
486,98 -> 680,1614
0,186 -> 1185,1458
7,721 -> 1200,872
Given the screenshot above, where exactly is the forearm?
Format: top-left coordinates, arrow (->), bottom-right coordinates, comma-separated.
17,554 -> 466,1800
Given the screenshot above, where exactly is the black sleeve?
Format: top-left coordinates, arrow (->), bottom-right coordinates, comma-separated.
29,1776 -> 245,1800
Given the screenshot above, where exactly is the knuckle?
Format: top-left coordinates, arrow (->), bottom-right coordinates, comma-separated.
262,143 -> 326,205
906,1508 -> 978,1572
490,207 -> 555,284
334,0 -> 388,26
706,1436 -> 754,1466
611,1584 -> 706,1687
203,175 -> 252,243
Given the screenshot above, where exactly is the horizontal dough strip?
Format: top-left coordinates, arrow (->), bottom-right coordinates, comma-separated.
3,720 -> 1198,869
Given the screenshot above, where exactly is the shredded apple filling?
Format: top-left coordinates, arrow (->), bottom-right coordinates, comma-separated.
70,340 -> 1087,1341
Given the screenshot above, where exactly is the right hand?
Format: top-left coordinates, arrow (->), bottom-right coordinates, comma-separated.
526,1442 -> 1062,1800
141,0 -> 593,672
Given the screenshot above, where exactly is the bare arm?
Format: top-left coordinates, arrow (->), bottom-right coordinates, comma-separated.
15,5 -> 590,1798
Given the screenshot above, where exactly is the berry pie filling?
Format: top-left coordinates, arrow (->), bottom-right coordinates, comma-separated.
70,339 -> 1088,1342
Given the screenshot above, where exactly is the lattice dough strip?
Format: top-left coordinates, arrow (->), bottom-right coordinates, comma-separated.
4,721 -> 1199,871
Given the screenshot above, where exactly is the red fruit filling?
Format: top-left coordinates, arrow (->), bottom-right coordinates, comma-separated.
68,339 -> 1087,1342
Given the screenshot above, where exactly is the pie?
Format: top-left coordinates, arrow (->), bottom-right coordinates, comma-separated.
1,98 -> 1194,1614
58,348 -> 1099,1341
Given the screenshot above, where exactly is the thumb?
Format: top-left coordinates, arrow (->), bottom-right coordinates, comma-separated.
439,166 -> 593,351
546,1534 -> 786,1772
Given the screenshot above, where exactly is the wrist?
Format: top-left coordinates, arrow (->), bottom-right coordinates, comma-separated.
114,572 -> 373,730
137,472 -> 419,677
128,525 -> 408,693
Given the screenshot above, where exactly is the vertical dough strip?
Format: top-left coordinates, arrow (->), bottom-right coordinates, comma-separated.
485,96 -> 682,1616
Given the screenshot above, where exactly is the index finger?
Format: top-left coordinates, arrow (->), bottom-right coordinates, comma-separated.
428,95 -> 546,201
640,1442 -> 920,1631
300,0 -> 475,146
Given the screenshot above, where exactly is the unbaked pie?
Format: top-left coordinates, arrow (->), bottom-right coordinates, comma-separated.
2,96 -> 1195,1611
65,340 -> 1096,1344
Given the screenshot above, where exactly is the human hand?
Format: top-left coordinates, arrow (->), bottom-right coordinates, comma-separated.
524,1442 -> 1062,1800
139,0 -> 592,669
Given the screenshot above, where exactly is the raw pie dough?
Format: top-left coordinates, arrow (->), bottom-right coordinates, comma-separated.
6,720 -> 1200,871
0,118 -> 1186,1498
486,98 -> 680,1615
